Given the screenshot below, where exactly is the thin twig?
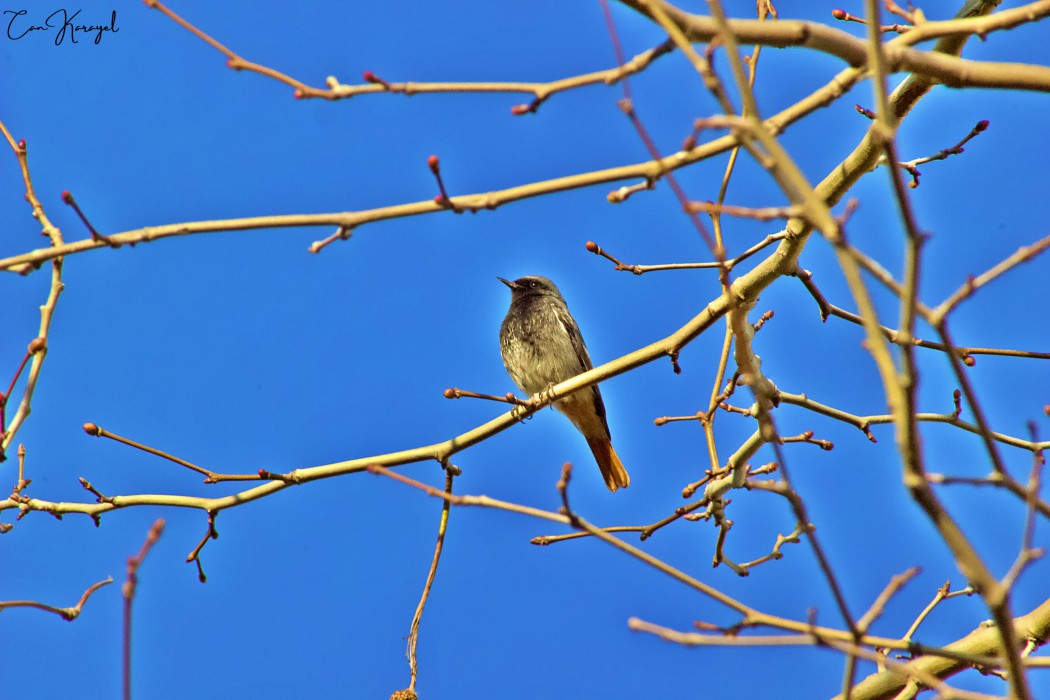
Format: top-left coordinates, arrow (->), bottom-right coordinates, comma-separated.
0,120 -> 66,461
143,0 -> 675,107
406,469 -> 455,692
0,577 -> 113,620
81,423 -> 262,483
124,519 -> 165,700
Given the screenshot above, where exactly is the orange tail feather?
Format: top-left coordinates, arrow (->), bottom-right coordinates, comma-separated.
586,437 -> 630,492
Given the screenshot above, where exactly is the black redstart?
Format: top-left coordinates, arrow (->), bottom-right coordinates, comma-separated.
498,275 -> 629,491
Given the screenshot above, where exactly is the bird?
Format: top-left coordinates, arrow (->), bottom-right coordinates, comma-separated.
497,275 -> 629,491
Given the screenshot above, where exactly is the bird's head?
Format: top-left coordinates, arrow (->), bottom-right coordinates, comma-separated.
497,276 -> 564,300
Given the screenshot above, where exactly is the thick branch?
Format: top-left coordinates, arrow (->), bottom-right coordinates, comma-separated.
836,597 -> 1050,700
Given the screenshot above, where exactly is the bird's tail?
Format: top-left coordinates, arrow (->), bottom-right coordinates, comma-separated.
586,437 -> 630,492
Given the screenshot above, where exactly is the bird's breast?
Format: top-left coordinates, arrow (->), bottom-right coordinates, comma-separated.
500,302 -> 582,395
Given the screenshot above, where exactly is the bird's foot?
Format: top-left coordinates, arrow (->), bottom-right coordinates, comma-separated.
532,383 -> 559,411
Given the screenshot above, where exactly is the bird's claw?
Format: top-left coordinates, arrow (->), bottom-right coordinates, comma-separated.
533,383 -> 558,410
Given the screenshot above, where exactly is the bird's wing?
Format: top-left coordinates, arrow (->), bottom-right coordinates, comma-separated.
556,305 -> 611,433
557,306 -> 593,372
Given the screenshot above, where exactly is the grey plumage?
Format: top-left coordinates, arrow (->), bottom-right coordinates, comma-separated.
497,276 -> 629,491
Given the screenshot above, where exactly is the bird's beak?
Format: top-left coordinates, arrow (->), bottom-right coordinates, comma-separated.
497,277 -> 517,290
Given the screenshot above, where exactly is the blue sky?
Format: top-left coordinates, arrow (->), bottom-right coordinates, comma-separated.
3,2 -> 1048,698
